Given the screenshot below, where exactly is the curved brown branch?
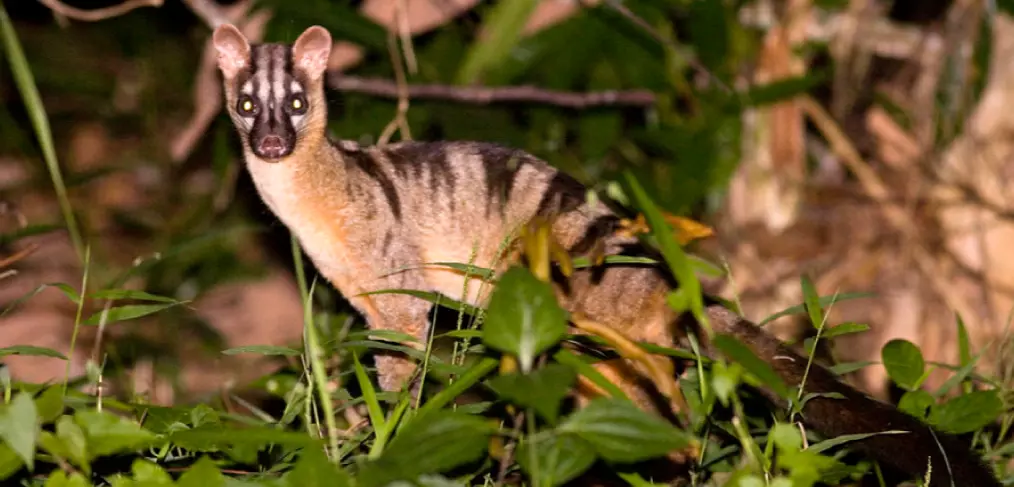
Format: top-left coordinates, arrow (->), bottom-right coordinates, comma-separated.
36,0 -> 162,22
328,74 -> 658,108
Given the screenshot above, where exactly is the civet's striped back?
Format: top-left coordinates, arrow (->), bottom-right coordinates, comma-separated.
210,24 -> 1001,486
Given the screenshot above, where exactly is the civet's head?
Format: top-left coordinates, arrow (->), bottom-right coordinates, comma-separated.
212,24 -> 332,161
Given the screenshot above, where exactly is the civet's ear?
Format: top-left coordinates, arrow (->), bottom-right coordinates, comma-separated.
212,24 -> 251,79
292,26 -> 332,81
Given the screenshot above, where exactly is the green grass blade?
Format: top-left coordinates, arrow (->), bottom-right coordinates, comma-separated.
354,351 -> 387,459
414,356 -> 498,419
622,171 -> 707,329
0,1 -> 84,261
291,237 -> 340,461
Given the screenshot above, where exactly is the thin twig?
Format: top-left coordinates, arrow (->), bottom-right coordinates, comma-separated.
329,74 -> 657,108
36,0 -> 162,22
395,0 -> 417,74
377,19 -> 413,145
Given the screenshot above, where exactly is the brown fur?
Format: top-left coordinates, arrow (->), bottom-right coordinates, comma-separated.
212,24 -> 1000,486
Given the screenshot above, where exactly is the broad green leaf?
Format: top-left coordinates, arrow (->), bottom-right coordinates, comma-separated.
177,456 -> 226,487
712,334 -> 791,400
34,386 -> 66,423
881,339 -> 925,391
456,0 -> 540,84
43,471 -> 90,487
776,448 -> 844,485
516,433 -> 596,486
897,390 -> 934,419
358,411 -> 496,486
189,404 -> 221,428
482,266 -> 568,372
130,458 -> 173,484
558,398 -> 693,463
709,360 -> 743,406
54,416 -> 88,471
0,443 -> 22,480
222,345 -> 302,357
0,392 -> 38,469
83,303 -> 180,326
285,446 -> 352,487
0,345 -> 66,360
929,390 -> 1003,434
769,422 -> 803,451
487,364 -> 576,423
38,431 -> 71,470
74,410 -> 156,458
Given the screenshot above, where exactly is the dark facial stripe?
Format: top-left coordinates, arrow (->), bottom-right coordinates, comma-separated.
283,45 -> 293,90
245,44 -> 300,157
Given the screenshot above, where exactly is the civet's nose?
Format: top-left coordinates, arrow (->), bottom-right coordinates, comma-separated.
255,135 -> 289,160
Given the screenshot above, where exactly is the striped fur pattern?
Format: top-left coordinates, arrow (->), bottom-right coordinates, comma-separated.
211,24 -> 677,395
211,24 -> 1000,486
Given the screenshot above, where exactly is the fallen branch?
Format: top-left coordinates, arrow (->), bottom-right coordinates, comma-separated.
36,0 -> 162,22
328,74 -> 657,108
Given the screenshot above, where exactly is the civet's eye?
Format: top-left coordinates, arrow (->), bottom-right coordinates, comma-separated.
289,94 -> 307,115
237,95 -> 258,116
